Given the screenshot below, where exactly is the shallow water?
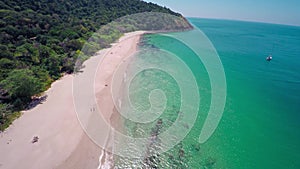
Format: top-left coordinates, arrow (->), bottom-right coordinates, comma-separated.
114,18 -> 300,168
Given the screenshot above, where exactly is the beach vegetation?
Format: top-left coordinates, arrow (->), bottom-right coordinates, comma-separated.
0,69 -> 43,105
0,0 -> 192,130
0,103 -> 21,131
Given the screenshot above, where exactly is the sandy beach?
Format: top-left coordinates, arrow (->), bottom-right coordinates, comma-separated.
0,31 -> 145,169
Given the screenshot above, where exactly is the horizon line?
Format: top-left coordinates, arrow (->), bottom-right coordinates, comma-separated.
183,16 -> 300,27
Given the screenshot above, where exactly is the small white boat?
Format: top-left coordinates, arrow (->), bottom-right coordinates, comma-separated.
266,55 -> 272,61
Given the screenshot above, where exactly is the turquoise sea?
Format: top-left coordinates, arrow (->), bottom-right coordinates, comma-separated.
115,18 -> 300,168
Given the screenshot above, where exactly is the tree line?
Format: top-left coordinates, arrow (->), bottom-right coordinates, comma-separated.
0,0 -> 191,130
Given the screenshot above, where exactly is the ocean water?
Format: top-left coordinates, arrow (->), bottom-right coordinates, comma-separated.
114,18 -> 300,168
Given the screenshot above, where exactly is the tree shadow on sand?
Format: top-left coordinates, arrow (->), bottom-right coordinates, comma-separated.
26,95 -> 48,110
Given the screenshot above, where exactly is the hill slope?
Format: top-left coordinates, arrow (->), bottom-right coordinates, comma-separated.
0,0 -> 191,130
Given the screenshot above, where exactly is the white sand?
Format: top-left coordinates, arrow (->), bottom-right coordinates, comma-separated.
0,31 -> 145,169
95,31 -> 145,168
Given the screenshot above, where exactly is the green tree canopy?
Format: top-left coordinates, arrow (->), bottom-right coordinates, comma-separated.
0,0 -> 191,130
0,69 -> 42,102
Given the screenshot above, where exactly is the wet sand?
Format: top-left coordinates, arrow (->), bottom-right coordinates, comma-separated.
0,31 -> 145,169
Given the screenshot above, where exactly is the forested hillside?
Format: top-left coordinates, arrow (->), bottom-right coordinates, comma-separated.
0,0 -> 190,130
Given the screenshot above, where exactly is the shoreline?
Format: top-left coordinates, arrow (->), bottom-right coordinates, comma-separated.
95,31 -> 145,168
0,31 -> 145,169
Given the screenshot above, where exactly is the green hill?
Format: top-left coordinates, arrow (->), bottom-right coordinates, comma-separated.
0,0 -> 191,130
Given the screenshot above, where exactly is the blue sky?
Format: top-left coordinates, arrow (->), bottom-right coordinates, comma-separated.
144,0 -> 300,26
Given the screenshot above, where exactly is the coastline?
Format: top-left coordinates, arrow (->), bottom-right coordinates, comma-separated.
94,31 -> 145,168
0,31 -> 145,169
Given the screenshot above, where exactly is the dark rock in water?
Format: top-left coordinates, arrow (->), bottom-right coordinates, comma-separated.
143,154 -> 159,169
157,119 -> 163,126
143,119 -> 164,168
204,157 -> 216,168
179,149 -> 185,158
178,142 -> 183,149
151,118 -> 163,137
169,154 -> 174,160
193,143 -> 201,151
183,123 -> 189,129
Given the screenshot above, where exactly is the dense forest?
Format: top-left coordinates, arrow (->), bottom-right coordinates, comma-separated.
0,0 -> 192,130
